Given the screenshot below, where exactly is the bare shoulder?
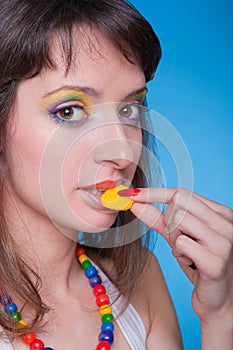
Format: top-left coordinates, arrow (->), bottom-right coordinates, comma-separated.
132,248 -> 183,350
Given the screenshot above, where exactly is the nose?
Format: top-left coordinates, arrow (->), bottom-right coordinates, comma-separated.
93,122 -> 141,169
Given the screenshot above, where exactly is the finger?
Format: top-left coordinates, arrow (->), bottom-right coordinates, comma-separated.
167,210 -> 231,257
175,235 -> 227,280
171,245 -> 194,266
120,187 -> 233,222
165,192 -> 233,241
118,187 -> 177,203
130,202 -> 169,243
192,192 -> 233,222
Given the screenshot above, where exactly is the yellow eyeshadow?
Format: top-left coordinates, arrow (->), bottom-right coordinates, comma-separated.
41,89 -> 94,110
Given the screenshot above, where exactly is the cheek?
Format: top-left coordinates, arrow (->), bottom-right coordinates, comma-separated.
11,132 -> 43,168
125,126 -> 143,167
60,137 -> 94,191
7,118 -> 51,208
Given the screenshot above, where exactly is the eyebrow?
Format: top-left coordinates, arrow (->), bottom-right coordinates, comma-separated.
43,85 -> 148,100
43,85 -> 104,99
124,87 -> 148,100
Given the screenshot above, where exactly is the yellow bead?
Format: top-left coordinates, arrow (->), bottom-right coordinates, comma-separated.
78,254 -> 88,264
18,320 -> 28,327
16,319 -> 28,335
99,305 -> 112,316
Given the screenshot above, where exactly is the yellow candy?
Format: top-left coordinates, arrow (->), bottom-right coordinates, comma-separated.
100,184 -> 134,211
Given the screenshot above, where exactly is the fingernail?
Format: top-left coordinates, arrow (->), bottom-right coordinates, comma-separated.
118,188 -> 141,197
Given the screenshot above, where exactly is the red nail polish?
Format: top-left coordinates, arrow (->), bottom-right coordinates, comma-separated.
118,188 -> 141,197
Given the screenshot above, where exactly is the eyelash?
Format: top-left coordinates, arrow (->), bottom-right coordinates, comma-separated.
48,97 -> 147,126
49,100 -> 89,126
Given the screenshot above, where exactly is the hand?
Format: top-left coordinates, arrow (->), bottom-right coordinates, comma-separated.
119,187 -> 233,322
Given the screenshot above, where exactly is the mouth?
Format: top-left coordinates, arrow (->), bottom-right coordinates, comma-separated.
79,179 -> 130,211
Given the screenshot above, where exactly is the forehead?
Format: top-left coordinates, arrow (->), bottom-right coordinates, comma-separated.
38,26 -> 145,99
51,24 -> 139,71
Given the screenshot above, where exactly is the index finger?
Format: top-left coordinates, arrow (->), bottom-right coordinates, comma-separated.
118,187 -> 177,204
119,187 -> 233,221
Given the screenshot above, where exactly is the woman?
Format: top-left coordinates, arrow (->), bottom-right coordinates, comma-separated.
0,0 -> 232,349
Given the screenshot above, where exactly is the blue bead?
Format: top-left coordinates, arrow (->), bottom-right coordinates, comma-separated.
4,302 -> 17,314
43,348 -> 55,350
85,266 -> 97,278
99,330 -> 114,344
89,274 -> 102,287
0,294 -> 12,306
101,322 -> 114,332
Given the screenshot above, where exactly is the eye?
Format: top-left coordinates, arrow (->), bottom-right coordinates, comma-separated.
50,101 -> 90,126
119,105 -> 134,118
56,106 -> 86,121
118,103 -> 144,125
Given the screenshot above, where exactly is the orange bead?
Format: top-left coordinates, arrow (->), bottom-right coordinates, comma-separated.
78,254 -> 88,264
22,333 -> 36,344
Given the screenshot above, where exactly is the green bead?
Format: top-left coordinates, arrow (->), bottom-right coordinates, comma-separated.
102,313 -> 114,323
82,260 -> 92,270
10,311 -> 21,322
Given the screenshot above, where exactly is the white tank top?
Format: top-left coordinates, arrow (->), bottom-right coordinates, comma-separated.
0,263 -> 147,350
97,261 -> 147,350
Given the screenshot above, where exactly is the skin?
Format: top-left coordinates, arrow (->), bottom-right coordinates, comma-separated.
127,187 -> 233,349
5,28 -> 182,349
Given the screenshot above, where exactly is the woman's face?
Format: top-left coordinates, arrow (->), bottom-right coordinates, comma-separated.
7,28 -> 146,237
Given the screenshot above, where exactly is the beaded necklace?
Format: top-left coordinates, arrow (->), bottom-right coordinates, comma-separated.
0,244 -> 114,350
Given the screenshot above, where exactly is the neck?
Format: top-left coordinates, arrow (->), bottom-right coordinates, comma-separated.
5,196 -> 82,298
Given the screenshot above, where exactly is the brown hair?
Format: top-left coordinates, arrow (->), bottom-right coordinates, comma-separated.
0,0 -> 161,336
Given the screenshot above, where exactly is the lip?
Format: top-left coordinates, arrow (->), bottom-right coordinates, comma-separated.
83,180 -> 117,190
79,189 -> 106,210
79,179 -> 129,211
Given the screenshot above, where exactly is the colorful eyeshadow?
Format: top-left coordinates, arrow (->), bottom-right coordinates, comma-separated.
126,88 -> 147,104
41,89 -> 94,112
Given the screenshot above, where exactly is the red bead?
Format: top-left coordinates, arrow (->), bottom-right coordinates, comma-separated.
96,340 -> 110,350
22,333 -> 36,344
96,294 -> 110,307
30,339 -> 44,350
93,284 -> 106,297
75,246 -> 85,257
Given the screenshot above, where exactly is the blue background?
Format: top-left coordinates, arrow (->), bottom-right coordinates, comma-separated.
130,1 -> 233,349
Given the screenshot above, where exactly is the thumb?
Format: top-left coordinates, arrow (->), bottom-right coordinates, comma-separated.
130,202 -> 170,244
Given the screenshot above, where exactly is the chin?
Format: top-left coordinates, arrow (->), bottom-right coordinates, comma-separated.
52,211 -> 118,239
